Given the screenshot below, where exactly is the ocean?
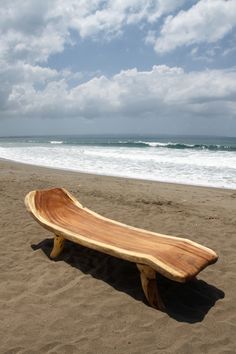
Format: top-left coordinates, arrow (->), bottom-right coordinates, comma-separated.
0,135 -> 236,189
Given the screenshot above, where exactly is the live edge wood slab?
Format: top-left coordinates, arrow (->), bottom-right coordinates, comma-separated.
25,188 -> 218,311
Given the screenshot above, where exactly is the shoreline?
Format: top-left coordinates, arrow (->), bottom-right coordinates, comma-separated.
0,158 -> 235,353
0,156 -> 235,192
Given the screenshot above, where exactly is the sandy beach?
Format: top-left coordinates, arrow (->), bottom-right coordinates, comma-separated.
0,158 -> 235,354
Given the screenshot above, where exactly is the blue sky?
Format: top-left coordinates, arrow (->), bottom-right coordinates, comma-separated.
0,0 -> 236,136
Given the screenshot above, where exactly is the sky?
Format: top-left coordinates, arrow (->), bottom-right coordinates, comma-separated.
0,0 -> 236,137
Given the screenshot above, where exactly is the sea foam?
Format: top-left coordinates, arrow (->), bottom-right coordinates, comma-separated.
0,136 -> 235,189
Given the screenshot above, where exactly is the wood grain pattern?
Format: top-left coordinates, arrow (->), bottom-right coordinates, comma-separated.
25,188 -> 218,309
137,264 -> 165,311
50,234 -> 65,258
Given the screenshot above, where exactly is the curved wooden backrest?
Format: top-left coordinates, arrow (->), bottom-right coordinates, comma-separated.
25,188 -> 218,283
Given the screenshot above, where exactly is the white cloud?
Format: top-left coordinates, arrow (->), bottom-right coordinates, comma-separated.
68,0 -> 187,38
153,0 -> 236,53
0,0 -> 236,134
0,0 -> 70,64
1,65 -> 236,122
0,0 -> 187,64
1,1 -> 235,64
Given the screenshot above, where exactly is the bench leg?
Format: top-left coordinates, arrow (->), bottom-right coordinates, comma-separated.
137,264 -> 165,311
50,234 -> 65,259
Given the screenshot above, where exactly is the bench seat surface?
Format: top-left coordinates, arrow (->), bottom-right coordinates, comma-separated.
26,188 -> 218,282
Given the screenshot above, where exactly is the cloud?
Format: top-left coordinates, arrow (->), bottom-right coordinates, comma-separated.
0,1 -> 70,64
0,0 -> 187,65
68,0 -> 187,38
1,65 -> 236,123
1,1 -> 235,64
152,0 -> 236,53
0,0 -> 235,134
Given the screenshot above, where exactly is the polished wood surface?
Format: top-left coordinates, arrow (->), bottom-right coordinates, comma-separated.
25,188 -> 218,283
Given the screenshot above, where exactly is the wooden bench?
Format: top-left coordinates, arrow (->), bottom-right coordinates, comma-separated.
25,188 -> 218,311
